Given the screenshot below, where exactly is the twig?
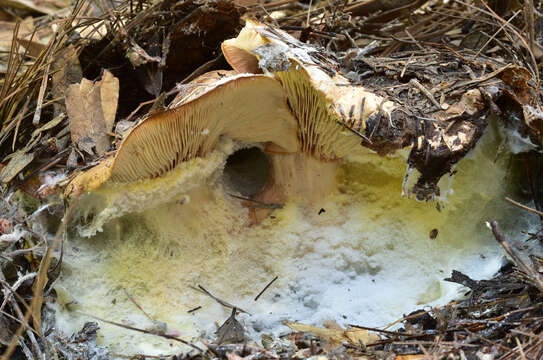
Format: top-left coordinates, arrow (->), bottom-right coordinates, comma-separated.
8,298 -> 42,359
505,197 -> 543,217
336,120 -> 372,143
32,55 -> 51,125
123,288 -> 153,321
262,0 -> 296,9
349,323 -> 425,337
409,78 -> 441,110
306,0 -> 313,27
474,10 -> 521,58
191,285 -> 251,315
515,337 -> 528,360
400,53 -> 414,79
446,64 -> 512,92
0,273 -> 38,313
76,312 -> 203,353
404,29 -> 424,51
123,98 -> 156,122
388,340 -> 478,347
180,54 -> 224,85
487,220 -> 543,293
254,276 -> 278,301
227,193 -> 283,209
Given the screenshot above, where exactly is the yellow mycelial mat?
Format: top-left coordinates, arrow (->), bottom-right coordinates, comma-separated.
54,126 -> 533,355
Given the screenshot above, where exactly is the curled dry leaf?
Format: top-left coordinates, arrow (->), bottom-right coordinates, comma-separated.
66,70 -> 119,157
500,65 -> 543,138
0,151 -> 34,183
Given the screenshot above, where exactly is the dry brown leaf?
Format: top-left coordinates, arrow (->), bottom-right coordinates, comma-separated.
283,321 -> 380,347
66,69 -> 119,156
500,65 -> 532,105
99,70 -> 119,131
0,18 -> 33,51
17,38 -> 46,58
500,66 -> 543,137
216,308 -> 245,344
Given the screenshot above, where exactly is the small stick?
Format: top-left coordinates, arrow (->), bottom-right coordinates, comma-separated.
515,337 -> 528,360
409,79 -> 441,110
187,306 -> 201,314
505,197 -> 543,217
336,120 -> 372,143
404,29 -> 424,51
192,285 -> 250,315
76,311 -> 203,353
180,55 -> 224,85
306,0 -> 313,27
474,10 -> 521,58
123,288 -> 153,321
227,193 -> 283,209
444,118 -> 458,134
262,0 -> 296,9
32,52 -> 53,125
349,324 -> 425,337
254,276 -> 278,301
487,221 -> 543,293
400,53 -> 414,79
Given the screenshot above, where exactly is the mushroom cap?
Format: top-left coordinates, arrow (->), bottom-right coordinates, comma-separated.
65,157 -> 113,197
221,20 -> 396,160
111,74 -> 298,183
66,73 -> 298,195
169,70 -> 237,106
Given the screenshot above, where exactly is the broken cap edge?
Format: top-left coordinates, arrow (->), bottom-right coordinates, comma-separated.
222,19 -> 268,73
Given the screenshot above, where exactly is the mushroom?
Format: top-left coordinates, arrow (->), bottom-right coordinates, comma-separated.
67,20 -> 493,223
67,26 -> 409,224
66,71 -> 298,197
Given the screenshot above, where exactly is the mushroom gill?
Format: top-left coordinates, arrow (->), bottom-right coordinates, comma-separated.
110,73 -> 298,183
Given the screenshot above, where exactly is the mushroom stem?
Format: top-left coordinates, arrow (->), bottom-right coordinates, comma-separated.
251,153 -> 339,222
